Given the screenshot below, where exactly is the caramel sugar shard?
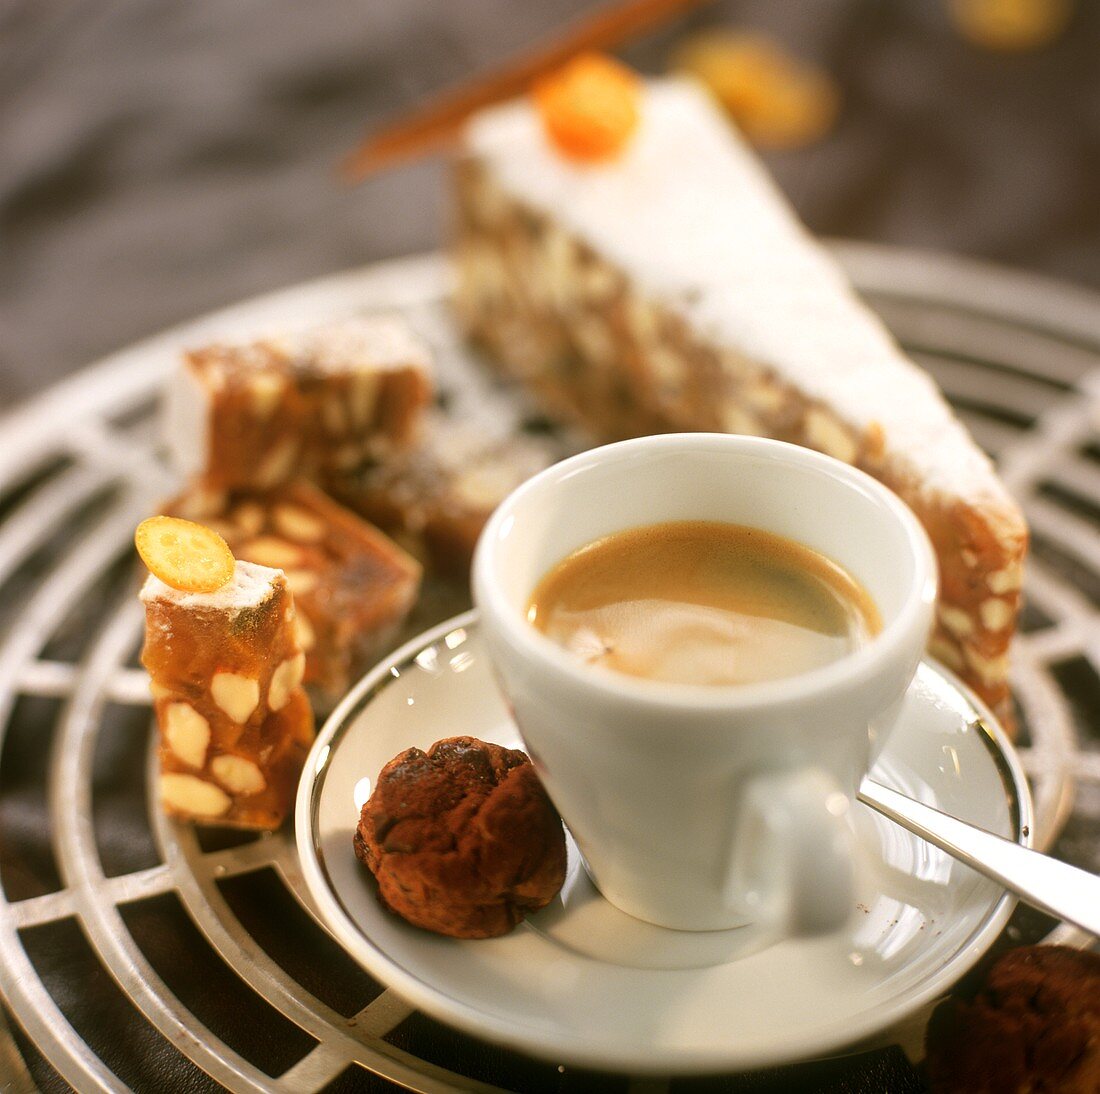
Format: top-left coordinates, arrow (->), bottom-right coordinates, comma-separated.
167,480 -> 422,709
453,78 -> 1028,730
141,559 -> 314,829
329,420 -> 556,580
166,316 -> 434,491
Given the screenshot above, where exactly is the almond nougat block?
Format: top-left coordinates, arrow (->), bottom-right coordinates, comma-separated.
167,316 -> 434,493
141,560 -> 314,829
166,480 -> 423,708
328,422 -> 557,579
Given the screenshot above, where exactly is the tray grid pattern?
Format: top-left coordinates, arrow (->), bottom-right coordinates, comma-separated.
0,249 -> 1097,1092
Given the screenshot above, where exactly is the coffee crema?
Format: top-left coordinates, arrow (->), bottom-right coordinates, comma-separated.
527,520 -> 881,686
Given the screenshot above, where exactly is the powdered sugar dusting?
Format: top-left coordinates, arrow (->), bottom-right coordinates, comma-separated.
465,80 -> 1013,507
141,559 -> 280,612
289,316 -> 432,375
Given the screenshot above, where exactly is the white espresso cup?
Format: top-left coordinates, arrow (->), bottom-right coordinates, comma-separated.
473,434 -> 937,935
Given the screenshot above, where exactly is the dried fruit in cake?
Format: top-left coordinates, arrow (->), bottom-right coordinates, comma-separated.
672,30 -> 839,149
924,945 -> 1100,1093
533,52 -> 641,162
164,479 -> 422,710
135,516 -> 235,593
141,558 -> 314,829
354,737 -> 567,938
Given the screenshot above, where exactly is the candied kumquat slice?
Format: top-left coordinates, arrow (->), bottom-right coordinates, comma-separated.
533,52 -> 641,163
135,516 -> 235,593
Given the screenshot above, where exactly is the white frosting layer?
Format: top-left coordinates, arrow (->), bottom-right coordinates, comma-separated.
141,559 -> 280,612
163,360 -> 209,482
287,316 -> 433,375
465,80 -> 1011,506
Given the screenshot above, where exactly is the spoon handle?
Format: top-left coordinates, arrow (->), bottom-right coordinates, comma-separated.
858,779 -> 1100,937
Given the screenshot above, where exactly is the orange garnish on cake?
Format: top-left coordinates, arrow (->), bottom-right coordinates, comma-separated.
342,0 -> 716,181
533,53 -> 641,162
135,516 -> 235,593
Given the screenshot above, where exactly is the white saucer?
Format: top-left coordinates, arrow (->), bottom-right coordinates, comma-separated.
296,610 -> 1032,1074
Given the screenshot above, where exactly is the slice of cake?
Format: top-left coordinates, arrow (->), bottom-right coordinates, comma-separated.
167,315 -> 434,492
453,70 -> 1027,727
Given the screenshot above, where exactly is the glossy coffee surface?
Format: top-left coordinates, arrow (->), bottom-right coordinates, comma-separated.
527,520 -> 881,686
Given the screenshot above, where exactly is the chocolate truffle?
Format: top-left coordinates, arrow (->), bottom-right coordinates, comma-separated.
354,736 -> 567,938
925,945 -> 1100,1093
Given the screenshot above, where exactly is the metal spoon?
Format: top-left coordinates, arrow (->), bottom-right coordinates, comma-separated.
858,778 -> 1100,937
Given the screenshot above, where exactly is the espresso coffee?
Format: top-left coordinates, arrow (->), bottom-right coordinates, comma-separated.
527,520 -> 881,686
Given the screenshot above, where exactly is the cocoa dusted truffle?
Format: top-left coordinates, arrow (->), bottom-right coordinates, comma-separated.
925,945 -> 1100,1093
354,736 -> 567,938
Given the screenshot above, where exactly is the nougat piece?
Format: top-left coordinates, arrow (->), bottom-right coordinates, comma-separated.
329,423 -> 556,579
167,480 -> 422,707
295,318 -> 433,474
455,78 -> 1028,729
167,316 -> 433,491
141,560 -> 314,829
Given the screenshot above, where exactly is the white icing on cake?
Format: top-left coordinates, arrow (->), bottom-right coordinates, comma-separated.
464,80 -> 1013,508
141,559 -> 280,612
163,361 -> 209,482
287,316 -> 433,375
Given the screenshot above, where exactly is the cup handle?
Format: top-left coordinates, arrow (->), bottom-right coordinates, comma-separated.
731,768 -> 855,936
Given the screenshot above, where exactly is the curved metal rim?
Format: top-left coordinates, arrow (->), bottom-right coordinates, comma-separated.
296,609 -> 1032,1076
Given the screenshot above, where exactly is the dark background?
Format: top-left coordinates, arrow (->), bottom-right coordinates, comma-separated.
2,0 -> 1099,409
